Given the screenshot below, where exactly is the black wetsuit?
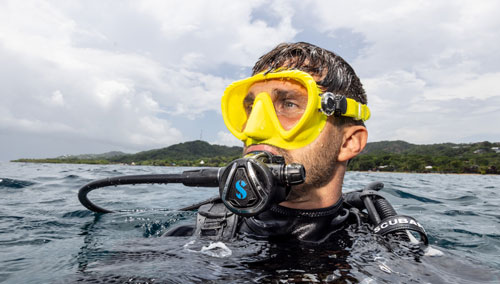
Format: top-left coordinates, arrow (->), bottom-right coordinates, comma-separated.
238,198 -> 350,242
165,197 -> 363,243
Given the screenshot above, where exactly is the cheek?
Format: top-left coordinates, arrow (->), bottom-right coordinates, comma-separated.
278,117 -> 297,131
286,123 -> 341,165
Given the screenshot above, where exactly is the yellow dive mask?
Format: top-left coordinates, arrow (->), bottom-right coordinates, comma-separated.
221,70 -> 370,150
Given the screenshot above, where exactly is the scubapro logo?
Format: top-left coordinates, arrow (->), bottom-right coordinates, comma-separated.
373,216 -> 425,234
235,180 -> 247,199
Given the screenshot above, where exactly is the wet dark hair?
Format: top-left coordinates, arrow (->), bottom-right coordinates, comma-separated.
252,42 -> 367,105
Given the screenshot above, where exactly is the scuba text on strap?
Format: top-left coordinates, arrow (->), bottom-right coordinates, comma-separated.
344,182 -> 429,245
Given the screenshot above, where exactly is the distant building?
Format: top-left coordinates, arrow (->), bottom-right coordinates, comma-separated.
425,165 -> 433,169
200,160 -> 205,165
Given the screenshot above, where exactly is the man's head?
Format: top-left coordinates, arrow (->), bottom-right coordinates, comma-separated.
221,42 -> 369,207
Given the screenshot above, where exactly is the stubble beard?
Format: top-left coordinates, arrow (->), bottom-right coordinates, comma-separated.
275,123 -> 344,201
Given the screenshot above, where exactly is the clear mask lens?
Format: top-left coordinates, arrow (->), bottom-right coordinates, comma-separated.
242,78 -> 309,131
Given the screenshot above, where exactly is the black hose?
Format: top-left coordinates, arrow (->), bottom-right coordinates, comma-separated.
373,198 -> 397,219
363,196 -> 381,225
360,181 -> 385,225
78,169 -> 220,213
78,174 -> 183,213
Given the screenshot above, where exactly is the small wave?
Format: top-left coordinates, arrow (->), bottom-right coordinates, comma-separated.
402,205 -> 428,212
392,189 -> 442,204
452,228 -> 486,238
1,238 -> 52,246
0,178 -> 35,189
0,215 -> 24,221
62,210 -> 95,218
42,220 -> 75,228
445,195 -> 478,202
64,174 -> 80,179
443,210 -> 479,216
39,198 -> 66,204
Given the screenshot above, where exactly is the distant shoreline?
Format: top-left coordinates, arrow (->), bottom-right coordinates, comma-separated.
8,161 -> 499,176
9,140 -> 500,175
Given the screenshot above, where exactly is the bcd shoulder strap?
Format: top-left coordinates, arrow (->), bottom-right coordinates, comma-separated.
193,202 -> 239,241
344,182 -> 429,246
373,215 -> 428,244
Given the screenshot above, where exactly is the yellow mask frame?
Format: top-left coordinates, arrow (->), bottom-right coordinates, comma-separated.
221,70 -> 370,150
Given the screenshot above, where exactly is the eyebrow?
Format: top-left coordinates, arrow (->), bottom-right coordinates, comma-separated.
245,88 -> 302,101
275,89 -> 302,98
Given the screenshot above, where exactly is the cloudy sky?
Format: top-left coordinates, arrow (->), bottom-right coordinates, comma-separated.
1,0 -> 499,161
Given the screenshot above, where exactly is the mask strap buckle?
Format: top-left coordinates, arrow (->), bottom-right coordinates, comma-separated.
356,103 -> 362,120
320,92 -> 347,117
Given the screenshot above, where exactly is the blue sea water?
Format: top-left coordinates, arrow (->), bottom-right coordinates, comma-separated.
0,161 -> 499,283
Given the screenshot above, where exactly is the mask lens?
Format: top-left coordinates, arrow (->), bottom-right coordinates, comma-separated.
244,78 -> 309,131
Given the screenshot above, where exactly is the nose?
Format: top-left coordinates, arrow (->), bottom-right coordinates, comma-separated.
242,93 -> 274,140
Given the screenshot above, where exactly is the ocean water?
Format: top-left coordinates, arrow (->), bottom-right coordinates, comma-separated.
0,161 -> 499,283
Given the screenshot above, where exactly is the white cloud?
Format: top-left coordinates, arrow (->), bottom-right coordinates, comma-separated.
303,0 -> 500,143
211,131 -> 243,147
421,72 -> 500,101
40,90 -> 66,107
0,0 -> 499,160
134,0 -> 297,68
0,0 -> 301,159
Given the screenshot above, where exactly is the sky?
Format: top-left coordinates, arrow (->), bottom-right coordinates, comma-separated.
1,0 -> 500,161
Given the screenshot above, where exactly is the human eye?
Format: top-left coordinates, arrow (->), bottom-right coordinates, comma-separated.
283,99 -> 299,109
275,96 -> 304,118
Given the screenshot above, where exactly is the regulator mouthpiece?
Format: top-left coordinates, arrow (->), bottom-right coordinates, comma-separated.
219,151 -> 305,217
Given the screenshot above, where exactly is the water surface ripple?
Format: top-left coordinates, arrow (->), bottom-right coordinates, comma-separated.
0,162 -> 499,283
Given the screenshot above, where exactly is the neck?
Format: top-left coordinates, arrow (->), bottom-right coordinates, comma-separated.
279,164 -> 346,210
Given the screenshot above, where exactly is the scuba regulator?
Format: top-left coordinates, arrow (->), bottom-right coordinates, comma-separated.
218,151 -> 305,216
78,151 -> 305,217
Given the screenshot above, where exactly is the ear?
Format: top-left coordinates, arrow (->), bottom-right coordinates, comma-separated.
337,125 -> 368,162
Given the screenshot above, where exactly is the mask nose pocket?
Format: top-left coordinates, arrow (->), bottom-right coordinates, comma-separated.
243,93 -> 276,140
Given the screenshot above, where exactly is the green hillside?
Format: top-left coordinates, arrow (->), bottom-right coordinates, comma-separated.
109,140 -> 242,163
350,141 -> 500,174
56,151 -> 127,160
362,140 -> 415,154
14,140 -> 243,167
12,140 -> 500,174
105,140 -> 242,166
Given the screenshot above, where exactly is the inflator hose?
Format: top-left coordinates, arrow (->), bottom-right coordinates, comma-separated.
373,198 -> 398,219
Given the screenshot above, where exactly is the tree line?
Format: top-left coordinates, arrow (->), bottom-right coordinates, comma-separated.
12,140 -> 500,174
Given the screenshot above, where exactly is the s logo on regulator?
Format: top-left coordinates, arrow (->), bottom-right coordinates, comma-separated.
235,180 -> 247,199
